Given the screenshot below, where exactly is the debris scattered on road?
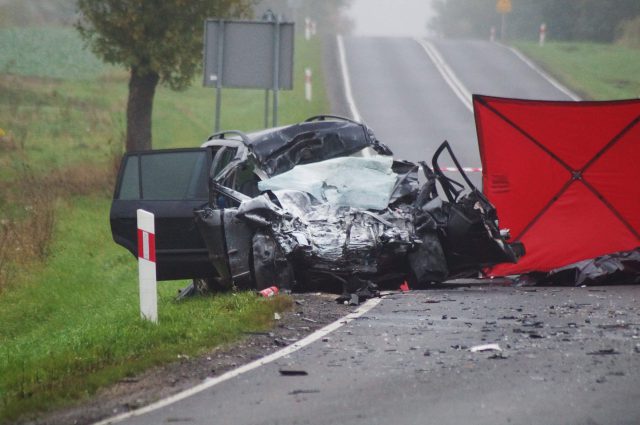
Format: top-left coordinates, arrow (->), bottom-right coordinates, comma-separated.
288,389 -> 320,395
469,343 -> 502,353
451,344 -> 468,351
335,277 -> 380,305
586,349 -> 620,356
274,312 -> 281,321
279,369 -> 309,376
514,249 -> 640,287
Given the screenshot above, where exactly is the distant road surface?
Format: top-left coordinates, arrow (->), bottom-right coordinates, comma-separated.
103,38 -> 640,425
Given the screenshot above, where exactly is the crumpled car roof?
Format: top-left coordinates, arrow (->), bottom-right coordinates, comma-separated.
243,119 -> 391,176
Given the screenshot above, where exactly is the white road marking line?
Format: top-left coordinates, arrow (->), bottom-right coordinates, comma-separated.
497,43 -> 581,101
414,38 -> 473,112
93,297 -> 383,425
336,35 -> 362,122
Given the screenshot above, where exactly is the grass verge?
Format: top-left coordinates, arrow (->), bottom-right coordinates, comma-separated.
0,28 -> 328,422
514,41 -> 640,100
0,198 -> 292,422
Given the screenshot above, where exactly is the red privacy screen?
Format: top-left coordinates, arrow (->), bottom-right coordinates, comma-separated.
473,95 -> 640,275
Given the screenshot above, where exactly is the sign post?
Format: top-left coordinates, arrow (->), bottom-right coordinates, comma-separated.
496,0 -> 512,40
203,19 -> 295,130
137,209 -> 157,323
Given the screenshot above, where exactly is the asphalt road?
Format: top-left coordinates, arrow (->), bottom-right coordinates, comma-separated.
105,38 -> 640,425
344,37 -> 478,167
112,287 -> 640,425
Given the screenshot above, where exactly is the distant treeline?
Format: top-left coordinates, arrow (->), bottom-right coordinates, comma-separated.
429,0 -> 640,42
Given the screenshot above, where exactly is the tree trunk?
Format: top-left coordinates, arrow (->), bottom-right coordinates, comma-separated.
125,67 -> 159,152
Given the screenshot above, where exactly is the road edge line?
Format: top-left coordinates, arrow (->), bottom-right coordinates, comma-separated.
93,297 -> 383,425
414,38 -> 473,112
498,43 -> 581,101
336,35 -> 362,122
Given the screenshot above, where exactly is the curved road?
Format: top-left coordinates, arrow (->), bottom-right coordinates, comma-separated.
102,38 -> 640,425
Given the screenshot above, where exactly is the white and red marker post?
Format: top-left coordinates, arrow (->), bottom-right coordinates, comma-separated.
304,68 -> 312,102
305,17 -> 311,40
137,209 -> 157,323
539,23 -> 547,46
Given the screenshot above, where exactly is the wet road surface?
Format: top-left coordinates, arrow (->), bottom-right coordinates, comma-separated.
117,287 -> 640,425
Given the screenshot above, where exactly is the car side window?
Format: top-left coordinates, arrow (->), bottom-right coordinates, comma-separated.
116,150 -> 209,200
210,147 -> 238,179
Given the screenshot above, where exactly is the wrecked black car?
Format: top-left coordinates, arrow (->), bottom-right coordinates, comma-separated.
110,116 -> 523,294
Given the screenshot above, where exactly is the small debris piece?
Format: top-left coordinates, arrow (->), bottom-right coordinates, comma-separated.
488,353 -> 508,360
279,369 -> 309,376
399,281 -> 410,292
302,317 -> 318,323
289,389 -> 320,395
470,343 -> 502,353
586,349 -> 620,356
274,312 -> 282,321
259,286 -> 279,298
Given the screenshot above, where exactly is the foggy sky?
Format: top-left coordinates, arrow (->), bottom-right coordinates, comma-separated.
346,0 -> 435,37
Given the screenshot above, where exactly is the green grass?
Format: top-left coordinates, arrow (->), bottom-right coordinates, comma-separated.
0,197 -> 291,422
514,41 -> 640,100
153,36 -> 328,147
0,35 -> 328,177
0,27 -> 114,80
0,27 -> 328,422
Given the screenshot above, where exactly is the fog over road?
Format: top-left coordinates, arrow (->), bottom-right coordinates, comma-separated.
105,37 -> 640,425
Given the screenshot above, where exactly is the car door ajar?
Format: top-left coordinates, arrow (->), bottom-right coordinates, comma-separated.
110,148 -> 216,280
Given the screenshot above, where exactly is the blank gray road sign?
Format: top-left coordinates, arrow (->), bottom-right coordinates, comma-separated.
204,20 -> 294,90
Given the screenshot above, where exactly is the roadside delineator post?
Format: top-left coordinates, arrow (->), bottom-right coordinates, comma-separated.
305,17 -> 311,40
490,26 -> 496,42
539,23 -> 547,46
137,209 -> 157,323
304,68 -> 312,102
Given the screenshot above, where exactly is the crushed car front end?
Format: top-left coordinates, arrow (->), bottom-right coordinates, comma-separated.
191,116 -> 524,295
